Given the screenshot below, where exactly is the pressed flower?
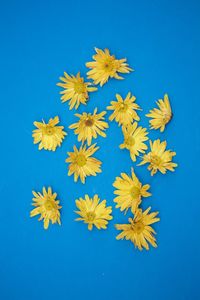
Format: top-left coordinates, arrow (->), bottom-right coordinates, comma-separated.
32,116 -> 67,151
107,92 -> 141,126
116,207 -> 160,251
146,94 -> 172,132
69,108 -> 108,146
113,168 -> 151,214
75,194 -> 113,230
120,122 -> 148,162
30,187 -> 61,230
86,48 -> 132,86
57,71 -> 97,110
66,144 -> 102,184
138,139 -> 177,176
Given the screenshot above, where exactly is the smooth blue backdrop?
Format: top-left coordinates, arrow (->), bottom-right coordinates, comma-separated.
1,0 -> 200,299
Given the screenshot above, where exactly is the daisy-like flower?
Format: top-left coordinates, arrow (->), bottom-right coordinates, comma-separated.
75,194 -> 113,230
107,92 -> 141,126
57,71 -> 97,110
146,94 -> 172,132
138,139 -> 177,176
86,48 -> 132,86
69,108 -> 108,145
66,144 -> 102,184
113,168 -> 151,214
120,122 -> 148,162
116,207 -> 160,251
32,116 -> 67,151
30,187 -> 62,230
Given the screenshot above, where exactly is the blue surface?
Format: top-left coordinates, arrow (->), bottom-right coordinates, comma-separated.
1,0 -> 200,299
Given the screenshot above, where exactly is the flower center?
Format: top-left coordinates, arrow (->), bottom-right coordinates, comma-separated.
119,103 -> 128,112
125,137 -> 135,147
130,186 -> 141,198
45,125 -> 54,135
86,211 -> 96,222
85,118 -> 94,127
162,112 -> 171,124
44,198 -> 55,211
103,59 -> 114,72
76,154 -> 87,167
133,221 -> 144,234
74,82 -> 85,94
150,154 -> 161,166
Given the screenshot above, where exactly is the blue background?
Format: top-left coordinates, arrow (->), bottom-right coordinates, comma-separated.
1,0 -> 200,299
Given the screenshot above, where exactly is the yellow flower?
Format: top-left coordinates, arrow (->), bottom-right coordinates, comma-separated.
69,108 -> 108,146
107,92 -> 141,126
113,168 -> 151,214
116,207 -> 160,251
86,48 -> 132,86
57,71 -> 97,110
146,94 -> 172,132
30,187 -> 61,230
138,139 -> 177,176
75,194 -> 113,230
120,122 -> 148,162
32,116 -> 67,151
66,144 -> 102,184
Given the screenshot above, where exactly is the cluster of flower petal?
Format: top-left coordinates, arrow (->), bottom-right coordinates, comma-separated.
138,139 -> 177,176
75,194 -> 113,230
86,48 -> 132,86
113,168 -> 151,214
107,92 -> 141,126
69,108 -> 108,146
120,122 -> 149,162
32,116 -> 67,151
30,187 -> 61,229
146,94 -> 172,132
65,143 -> 102,184
116,207 -> 160,250
57,72 -> 97,110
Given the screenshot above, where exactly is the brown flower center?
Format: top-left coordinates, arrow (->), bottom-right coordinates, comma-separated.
119,103 -> 128,112
133,221 -> 144,234
103,58 -> 115,72
45,125 -> 54,135
85,118 -> 94,127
